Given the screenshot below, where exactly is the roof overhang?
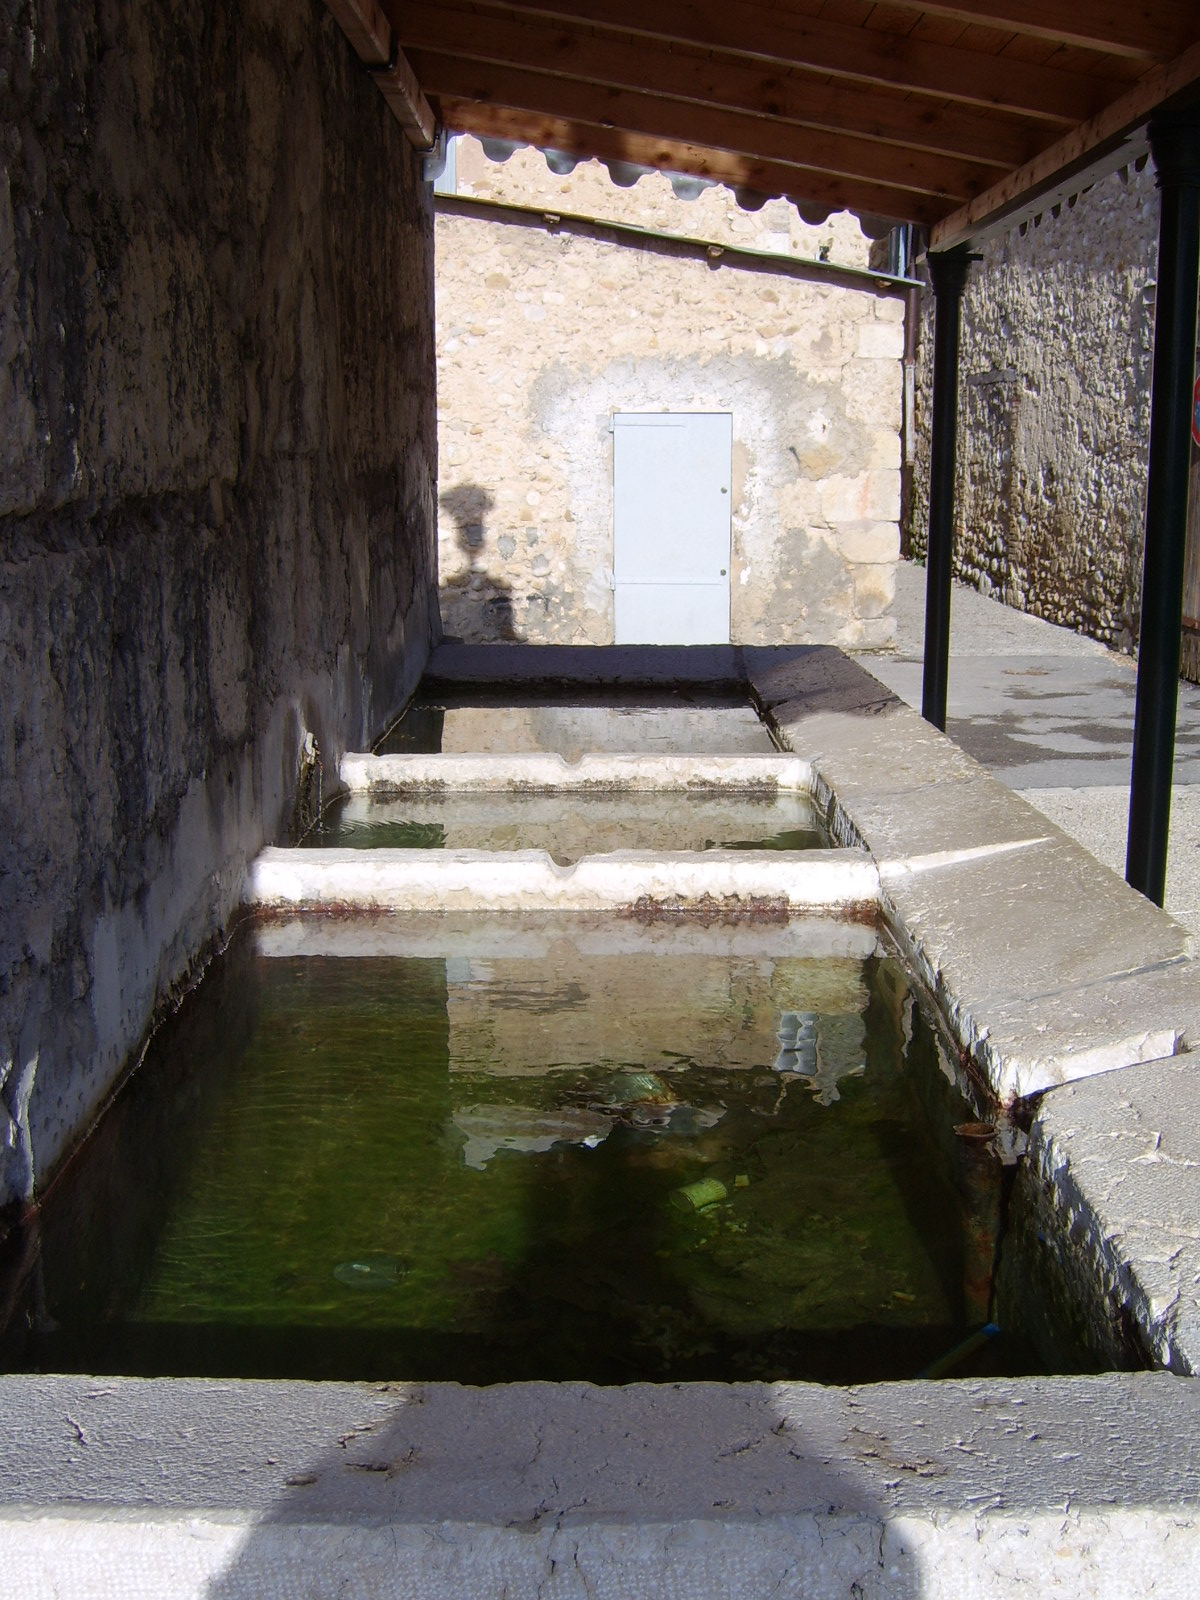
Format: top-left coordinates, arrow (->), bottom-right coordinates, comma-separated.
327,1 -> 1200,249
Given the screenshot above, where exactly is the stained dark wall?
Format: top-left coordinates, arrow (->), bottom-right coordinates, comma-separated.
0,0 -> 439,1212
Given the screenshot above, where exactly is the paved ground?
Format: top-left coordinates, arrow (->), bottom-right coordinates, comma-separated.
855,562 -> 1200,936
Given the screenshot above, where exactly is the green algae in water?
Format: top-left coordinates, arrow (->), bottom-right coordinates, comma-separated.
307,789 -> 829,858
0,921 -> 1052,1385
333,1256 -> 409,1289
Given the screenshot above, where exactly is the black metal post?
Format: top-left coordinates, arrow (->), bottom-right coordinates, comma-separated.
922,248 -> 973,730
1126,110 -> 1200,905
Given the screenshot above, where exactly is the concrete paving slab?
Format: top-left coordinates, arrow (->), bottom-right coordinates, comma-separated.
857,561 -> 1200,787
246,846 -> 880,916
862,655 -> 1190,789
1,1372 -> 1199,1598
1028,1057 -> 1200,1373
877,562 -> 1121,663
1025,785 -> 1200,938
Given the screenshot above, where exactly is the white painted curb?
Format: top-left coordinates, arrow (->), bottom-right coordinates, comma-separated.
246,847 -> 880,914
339,752 -> 816,793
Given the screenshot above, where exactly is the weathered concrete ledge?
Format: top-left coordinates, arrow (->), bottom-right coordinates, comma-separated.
1,1373 -> 1197,1598
744,648 -> 1200,1103
1019,1055 -> 1200,1375
245,847 -> 879,916
251,909 -> 880,962
340,751 -> 815,793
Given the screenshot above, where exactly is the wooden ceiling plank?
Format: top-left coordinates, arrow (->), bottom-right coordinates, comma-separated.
907,13 -> 973,48
999,37 -> 1145,89
930,35 -> 1200,248
390,3 -> 1044,167
462,0 -> 1121,121
437,94 -> 948,222
409,48 -> 992,199
324,0 -> 436,146
859,4 -> 923,38
374,44 -> 439,147
325,0 -> 391,65
885,2 -> 1197,63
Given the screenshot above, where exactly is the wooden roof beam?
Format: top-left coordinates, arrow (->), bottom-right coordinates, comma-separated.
325,0 -> 391,63
897,2 -> 1198,63
389,3 -> 1043,169
324,0 -> 437,148
931,37 -> 1200,248
472,0 -> 1122,122
411,51 -> 992,202
435,97 -> 949,226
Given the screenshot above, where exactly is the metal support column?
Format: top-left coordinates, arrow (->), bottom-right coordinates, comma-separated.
922,248 -> 973,731
1126,110 -> 1200,905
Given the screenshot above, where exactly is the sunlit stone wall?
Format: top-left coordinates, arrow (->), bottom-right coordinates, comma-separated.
906,164 -> 1159,653
435,139 -> 904,649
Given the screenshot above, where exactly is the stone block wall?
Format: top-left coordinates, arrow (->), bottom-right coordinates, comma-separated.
435,142 -> 903,649
906,164 -> 1159,652
447,137 -> 873,268
0,0 -> 438,1213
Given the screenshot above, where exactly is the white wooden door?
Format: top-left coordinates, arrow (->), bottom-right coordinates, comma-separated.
612,412 -> 732,644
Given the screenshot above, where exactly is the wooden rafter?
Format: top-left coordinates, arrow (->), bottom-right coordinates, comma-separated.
439,1 -> 1128,121
325,0 -> 436,147
899,3 -> 1197,63
933,36 -> 1200,248
408,50 -> 994,201
392,3 -> 1047,169
438,98 -> 950,226
319,0 -> 1200,240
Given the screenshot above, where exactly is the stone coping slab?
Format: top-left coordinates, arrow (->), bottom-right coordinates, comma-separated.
746,653 -> 1200,1104
426,641 -> 747,685
876,838 -> 1198,1100
1,1373 -> 1198,1598
249,909 -> 881,962
340,752 -> 815,793
246,847 -> 879,916
1027,1056 -> 1200,1374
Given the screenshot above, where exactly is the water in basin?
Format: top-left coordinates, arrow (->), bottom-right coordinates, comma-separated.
307,789 -> 830,859
375,685 -> 777,758
0,915 -> 1064,1386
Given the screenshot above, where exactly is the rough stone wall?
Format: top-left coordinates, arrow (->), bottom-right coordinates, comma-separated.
436,160 -> 902,648
0,0 -> 438,1213
906,165 -> 1158,651
450,136 -> 873,269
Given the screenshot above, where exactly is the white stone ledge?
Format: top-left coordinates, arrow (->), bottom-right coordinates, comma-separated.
340,752 -> 815,793
245,847 -> 880,915
1,1374 -> 1198,1599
